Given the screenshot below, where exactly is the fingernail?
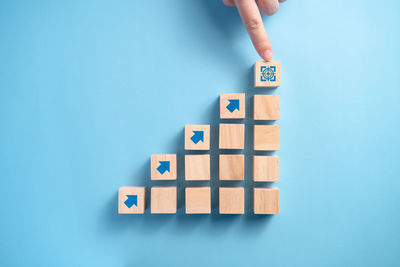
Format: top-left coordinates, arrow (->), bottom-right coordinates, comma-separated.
262,50 -> 273,61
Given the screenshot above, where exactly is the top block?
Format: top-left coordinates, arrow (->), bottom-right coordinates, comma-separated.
254,61 -> 281,88
220,93 -> 245,119
185,125 -> 210,150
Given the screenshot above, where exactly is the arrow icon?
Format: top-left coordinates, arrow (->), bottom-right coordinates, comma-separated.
124,195 -> 138,208
157,161 -> 170,174
191,131 -> 204,144
226,99 -> 239,113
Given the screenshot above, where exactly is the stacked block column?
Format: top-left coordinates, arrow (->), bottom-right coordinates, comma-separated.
184,125 -> 211,214
253,61 -> 281,214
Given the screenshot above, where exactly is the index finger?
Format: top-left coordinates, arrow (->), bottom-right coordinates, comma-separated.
234,0 -> 273,61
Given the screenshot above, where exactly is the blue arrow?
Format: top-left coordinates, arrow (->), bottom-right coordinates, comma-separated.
124,195 -> 137,208
226,99 -> 239,113
157,161 -> 170,174
191,131 -> 204,144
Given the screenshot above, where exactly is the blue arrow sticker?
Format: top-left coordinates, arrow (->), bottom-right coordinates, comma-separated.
157,161 -> 170,174
191,131 -> 204,144
124,195 -> 138,208
226,99 -> 239,113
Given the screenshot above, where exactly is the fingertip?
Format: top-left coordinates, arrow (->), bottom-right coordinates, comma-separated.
261,50 -> 273,61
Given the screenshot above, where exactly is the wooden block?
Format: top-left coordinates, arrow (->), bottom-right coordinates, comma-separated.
254,61 -> 281,87
220,93 -> 245,119
253,156 -> 279,182
254,125 -> 280,151
219,154 -> 244,180
151,186 -> 177,214
253,95 -> 280,120
185,187 -> 211,214
118,187 -> 145,214
253,187 -> 280,214
150,154 -> 177,180
185,125 -> 210,150
219,123 -> 245,149
185,154 -> 210,180
219,187 -> 244,214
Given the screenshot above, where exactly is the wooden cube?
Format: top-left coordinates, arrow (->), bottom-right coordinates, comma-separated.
185,154 -> 210,180
151,154 -> 177,180
185,125 -> 210,150
253,156 -> 279,182
254,95 -> 280,120
219,154 -> 244,180
219,187 -> 244,214
254,61 -> 281,87
118,187 -> 145,214
150,187 -> 177,214
219,123 -> 245,149
253,187 -> 280,214
254,125 -> 280,151
220,93 -> 245,119
185,187 -> 211,214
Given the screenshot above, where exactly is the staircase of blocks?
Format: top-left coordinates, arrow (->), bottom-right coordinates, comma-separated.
118,61 -> 281,215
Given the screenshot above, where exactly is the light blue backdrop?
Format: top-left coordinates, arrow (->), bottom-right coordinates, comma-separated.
1,0 -> 399,266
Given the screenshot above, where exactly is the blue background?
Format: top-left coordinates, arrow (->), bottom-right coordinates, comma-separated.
1,0 -> 399,266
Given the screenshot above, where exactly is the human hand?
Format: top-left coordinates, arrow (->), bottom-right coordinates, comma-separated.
222,0 -> 285,61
